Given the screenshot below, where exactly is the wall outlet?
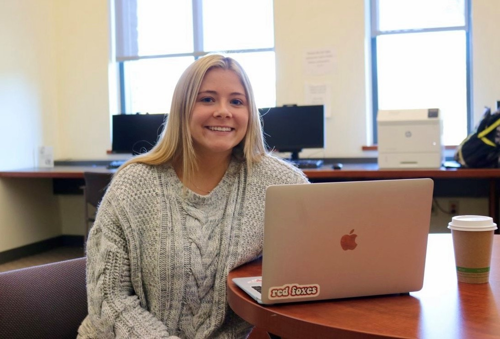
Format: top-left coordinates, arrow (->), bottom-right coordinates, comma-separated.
449,200 -> 459,215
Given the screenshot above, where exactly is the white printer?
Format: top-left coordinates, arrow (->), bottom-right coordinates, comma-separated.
377,108 -> 444,169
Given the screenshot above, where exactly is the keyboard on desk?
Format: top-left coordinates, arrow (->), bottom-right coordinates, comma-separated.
107,160 -> 126,169
288,159 -> 324,169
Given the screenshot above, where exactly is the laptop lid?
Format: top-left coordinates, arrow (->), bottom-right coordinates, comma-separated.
237,178 -> 433,305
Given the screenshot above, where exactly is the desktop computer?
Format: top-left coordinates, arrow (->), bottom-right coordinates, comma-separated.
259,105 -> 325,169
377,108 -> 444,169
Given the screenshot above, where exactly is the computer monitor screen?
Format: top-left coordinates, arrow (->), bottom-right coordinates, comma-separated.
112,114 -> 167,154
259,105 -> 325,160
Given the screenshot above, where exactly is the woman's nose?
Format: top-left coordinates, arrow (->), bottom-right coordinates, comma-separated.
213,105 -> 232,118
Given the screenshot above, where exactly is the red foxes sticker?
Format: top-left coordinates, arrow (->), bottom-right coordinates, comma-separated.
268,283 -> 320,300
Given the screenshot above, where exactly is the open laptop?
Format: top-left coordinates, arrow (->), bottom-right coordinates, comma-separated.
233,178 -> 434,305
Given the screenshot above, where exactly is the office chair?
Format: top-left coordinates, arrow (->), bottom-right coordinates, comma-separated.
0,257 -> 87,339
83,171 -> 113,243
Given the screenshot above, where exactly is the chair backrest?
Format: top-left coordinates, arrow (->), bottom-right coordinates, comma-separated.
0,257 -> 87,339
83,171 -> 113,242
84,171 -> 113,208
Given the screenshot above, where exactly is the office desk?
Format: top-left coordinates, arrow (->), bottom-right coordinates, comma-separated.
305,163 -> 500,180
2,163 -> 500,180
227,234 -> 500,339
1,164 -> 500,221
3,163 -> 499,179
0,166 -> 110,179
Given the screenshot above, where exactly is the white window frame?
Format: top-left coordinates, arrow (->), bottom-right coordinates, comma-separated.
114,0 -> 275,114
369,0 -> 472,145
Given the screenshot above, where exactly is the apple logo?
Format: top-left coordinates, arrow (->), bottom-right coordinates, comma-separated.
340,229 -> 358,251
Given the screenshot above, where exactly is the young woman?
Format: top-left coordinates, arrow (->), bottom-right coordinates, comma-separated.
78,54 -> 309,339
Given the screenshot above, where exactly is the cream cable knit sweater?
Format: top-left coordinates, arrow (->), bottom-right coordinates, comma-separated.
78,155 -> 308,339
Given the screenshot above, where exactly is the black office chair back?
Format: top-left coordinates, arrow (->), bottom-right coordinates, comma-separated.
84,171 -> 113,209
83,171 -> 113,242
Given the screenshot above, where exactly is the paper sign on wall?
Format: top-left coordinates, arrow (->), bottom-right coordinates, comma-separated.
304,48 -> 335,76
305,82 -> 331,118
37,146 -> 54,168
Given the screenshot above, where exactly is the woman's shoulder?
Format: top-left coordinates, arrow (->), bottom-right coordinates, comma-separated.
252,154 -> 309,184
111,162 -> 170,191
114,162 -> 155,179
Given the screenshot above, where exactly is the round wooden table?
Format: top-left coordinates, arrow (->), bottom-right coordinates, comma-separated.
227,234 -> 500,339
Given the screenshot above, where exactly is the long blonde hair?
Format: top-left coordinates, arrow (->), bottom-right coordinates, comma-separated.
118,54 -> 267,181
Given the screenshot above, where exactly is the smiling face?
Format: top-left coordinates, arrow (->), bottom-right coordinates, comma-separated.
189,68 -> 249,159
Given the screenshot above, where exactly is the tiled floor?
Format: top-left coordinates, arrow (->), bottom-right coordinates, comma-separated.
0,246 -> 85,273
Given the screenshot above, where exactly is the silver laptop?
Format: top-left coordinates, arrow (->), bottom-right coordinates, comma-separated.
233,178 -> 433,305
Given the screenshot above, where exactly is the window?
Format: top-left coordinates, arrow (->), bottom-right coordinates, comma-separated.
114,0 -> 276,114
371,0 -> 471,145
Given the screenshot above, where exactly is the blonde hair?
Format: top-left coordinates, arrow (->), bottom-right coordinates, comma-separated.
118,54 -> 267,182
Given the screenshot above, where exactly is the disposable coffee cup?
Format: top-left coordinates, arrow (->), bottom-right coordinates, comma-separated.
448,215 -> 497,284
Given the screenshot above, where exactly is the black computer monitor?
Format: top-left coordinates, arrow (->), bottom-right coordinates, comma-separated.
111,114 -> 167,154
259,105 -> 325,160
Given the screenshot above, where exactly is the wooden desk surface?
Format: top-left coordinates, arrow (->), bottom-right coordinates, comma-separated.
2,165 -> 500,226
304,163 -> 500,180
2,164 -> 500,179
227,234 -> 500,339
0,166 -> 112,179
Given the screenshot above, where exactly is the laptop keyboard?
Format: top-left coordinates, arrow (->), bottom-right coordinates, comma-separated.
252,286 -> 262,293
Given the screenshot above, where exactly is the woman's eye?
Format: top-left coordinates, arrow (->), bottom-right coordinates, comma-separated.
231,99 -> 244,105
200,97 -> 214,103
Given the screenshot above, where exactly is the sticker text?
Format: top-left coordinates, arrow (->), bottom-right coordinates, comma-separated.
268,283 -> 320,300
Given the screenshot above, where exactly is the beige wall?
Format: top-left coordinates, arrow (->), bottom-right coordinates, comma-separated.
0,179 -> 60,252
275,0 -> 370,158
0,0 -> 111,251
471,0 -> 500,116
55,0 -> 113,160
0,0 -> 61,251
0,0 -> 59,170
0,0 -> 499,251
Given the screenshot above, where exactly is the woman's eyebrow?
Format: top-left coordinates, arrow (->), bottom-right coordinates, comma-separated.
198,90 -> 245,96
230,91 -> 246,96
197,90 -> 217,95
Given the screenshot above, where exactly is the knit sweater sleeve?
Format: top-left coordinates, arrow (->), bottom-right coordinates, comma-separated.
78,169 -> 179,339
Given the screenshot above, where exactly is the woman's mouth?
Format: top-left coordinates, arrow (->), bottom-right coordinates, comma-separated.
207,126 -> 233,132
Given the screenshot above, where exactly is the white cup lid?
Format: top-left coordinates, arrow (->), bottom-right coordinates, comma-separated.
448,215 -> 498,231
